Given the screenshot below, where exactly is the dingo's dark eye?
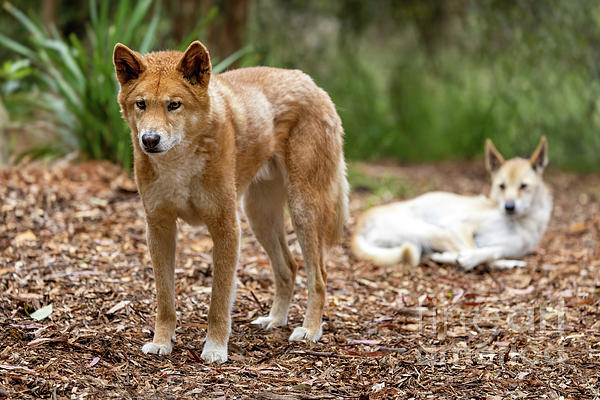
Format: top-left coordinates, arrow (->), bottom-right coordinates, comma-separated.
135,100 -> 146,110
499,183 -> 506,190
520,183 -> 528,190
168,101 -> 181,111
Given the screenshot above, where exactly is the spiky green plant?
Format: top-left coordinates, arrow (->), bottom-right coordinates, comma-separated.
0,1 -> 244,169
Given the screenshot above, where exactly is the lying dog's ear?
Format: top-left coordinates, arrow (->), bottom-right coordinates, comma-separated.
178,41 -> 211,86
113,43 -> 146,85
530,136 -> 548,173
485,139 -> 504,173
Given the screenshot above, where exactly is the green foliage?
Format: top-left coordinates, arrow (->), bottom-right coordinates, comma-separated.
0,1 -> 160,167
0,1 -> 240,169
323,52 -> 397,162
0,59 -> 34,94
2,0 -> 600,171
347,165 -> 415,207
249,0 -> 600,172
382,44 -> 600,170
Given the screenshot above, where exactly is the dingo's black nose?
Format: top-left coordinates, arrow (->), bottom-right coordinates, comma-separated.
142,133 -> 160,149
505,201 -> 516,213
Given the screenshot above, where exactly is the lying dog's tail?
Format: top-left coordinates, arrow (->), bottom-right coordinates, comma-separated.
351,234 -> 421,267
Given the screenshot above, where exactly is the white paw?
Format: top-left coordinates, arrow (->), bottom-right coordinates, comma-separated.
457,253 -> 480,270
491,259 -> 527,269
251,315 -> 287,329
289,325 -> 323,343
430,252 -> 459,264
142,341 -> 173,355
201,339 -> 228,364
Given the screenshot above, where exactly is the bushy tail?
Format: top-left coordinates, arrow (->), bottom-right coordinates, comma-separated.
325,157 -> 350,248
352,234 -> 421,267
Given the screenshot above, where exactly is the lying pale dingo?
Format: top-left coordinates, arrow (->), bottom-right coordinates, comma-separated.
352,137 -> 552,270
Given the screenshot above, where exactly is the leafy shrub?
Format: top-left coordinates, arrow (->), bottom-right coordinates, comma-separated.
0,1 -> 240,169
248,0 -> 600,172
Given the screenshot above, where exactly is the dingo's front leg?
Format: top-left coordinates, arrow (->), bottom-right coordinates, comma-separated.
490,259 -> 527,269
431,246 -> 510,270
142,214 -> 177,355
430,252 -> 460,264
456,246 -> 504,270
201,207 -> 240,364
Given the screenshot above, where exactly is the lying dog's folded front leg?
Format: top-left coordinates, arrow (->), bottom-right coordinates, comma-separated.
456,246 -> 504,270
431,247 -> 519,271
430,252 -> 460,265
490,259 -> 527,269
201,209 -> 241,364
142,214 -> 177,355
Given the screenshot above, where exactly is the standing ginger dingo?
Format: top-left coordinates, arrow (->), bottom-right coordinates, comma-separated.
352,137 -> 552,270
113,41 -> 348,363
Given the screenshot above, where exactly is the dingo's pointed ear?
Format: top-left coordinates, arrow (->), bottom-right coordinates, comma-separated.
178,41 -> 211,86
485,139 -> 504,173
530,136 -> 548,173
113,43 -> 145,85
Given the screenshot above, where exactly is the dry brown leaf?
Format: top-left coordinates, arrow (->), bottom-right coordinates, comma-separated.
13,230 -> 37,245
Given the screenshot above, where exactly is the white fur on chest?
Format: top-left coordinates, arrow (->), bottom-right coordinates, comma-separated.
142,154 -> 207,224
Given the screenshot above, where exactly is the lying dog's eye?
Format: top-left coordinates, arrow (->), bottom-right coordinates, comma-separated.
136,100 -> 146,110
168,101 -> 181,111
520,183 -> 528,190
499,183 -> 506,190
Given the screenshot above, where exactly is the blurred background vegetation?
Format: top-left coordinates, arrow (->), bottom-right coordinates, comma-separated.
1,0 -> 599,171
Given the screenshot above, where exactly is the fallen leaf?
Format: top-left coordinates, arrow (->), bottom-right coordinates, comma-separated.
0,364 -> 35,374
568,221 -> 587,233
462,301 -> 484,307
396,307 -> 434,317
349,339 -> 381,345
110,173 -> 137,193
400,323 -> 420,332
451,288 -> 465,304
376,324 -> 399,330
10,324 -> 43,329
347,350 -> 389,357
107,300 -> 130,314
358,279 -> 378,288
30,304 -> 53,321
506,285 -> 535,296
180,323 -> 208,329
372,382 -> 385,392
516,372 -> 529,380
567,297 -> 594,307
447,326 -> 470,338
557,289 -> 574,297
14,230 -> 37,245
90,197 -> 108,207
28,337 -> 64,347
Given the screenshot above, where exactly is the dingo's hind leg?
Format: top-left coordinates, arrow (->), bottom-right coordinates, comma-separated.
285,114 -> 347,343
245,162 -> 297,330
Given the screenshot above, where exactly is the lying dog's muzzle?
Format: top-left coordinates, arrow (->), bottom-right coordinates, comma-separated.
504,201 -> 516,214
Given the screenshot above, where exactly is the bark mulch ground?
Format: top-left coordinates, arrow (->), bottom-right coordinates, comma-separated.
0,159 -> 599,399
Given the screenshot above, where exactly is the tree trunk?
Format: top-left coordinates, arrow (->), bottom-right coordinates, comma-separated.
207,0 -> 248,66
169,0 -> 205,44
41,0 -> 59,31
